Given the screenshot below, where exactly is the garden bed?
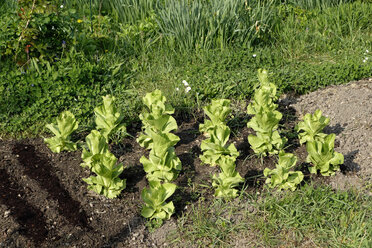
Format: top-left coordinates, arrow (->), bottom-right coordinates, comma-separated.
0,78 -> 371,247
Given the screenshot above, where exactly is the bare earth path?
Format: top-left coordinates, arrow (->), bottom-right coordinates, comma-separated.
288,78 -> 372,193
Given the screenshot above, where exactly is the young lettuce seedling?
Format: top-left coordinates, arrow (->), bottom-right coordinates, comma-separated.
141,181 -> 176,224
264,152 -> 304,191
94,95 -> 126,142
199,99 -> 244,198
140,130 -> 181,182
137,90 -> 181,223
44,110 -> 78,153
295,109 -> 330,145
246,69 -> 286,156
81,130 -> 126,198
81,130 -> 109,169
199,99 -> 231,134
306,134 -> 344,176
83,151 -> 126,199
200,125 -> 239,167
212,156 -> 244,198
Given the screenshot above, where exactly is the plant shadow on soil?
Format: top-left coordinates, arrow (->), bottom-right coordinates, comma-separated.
0,103 -> 359,247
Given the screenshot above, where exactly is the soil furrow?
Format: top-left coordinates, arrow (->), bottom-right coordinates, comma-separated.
12,143 -> 90,229
0,169 -> 49,246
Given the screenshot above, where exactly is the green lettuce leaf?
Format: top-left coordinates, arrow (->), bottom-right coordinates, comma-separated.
81,130 -> 109,169
94,95 -> 126,141
200,99 -> 231,134
141,181 -> 176,220
295,109 -> 330,145
264,152 -> 303,191
306,134 -> 344,176
83,152 -> 126,199
212,156 -> 244,198
44,110 -> 78,153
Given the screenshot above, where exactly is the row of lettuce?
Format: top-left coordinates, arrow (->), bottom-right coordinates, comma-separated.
44,70 -> 344,225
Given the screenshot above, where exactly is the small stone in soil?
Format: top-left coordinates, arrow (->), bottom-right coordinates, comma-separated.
4,210 -> 10,218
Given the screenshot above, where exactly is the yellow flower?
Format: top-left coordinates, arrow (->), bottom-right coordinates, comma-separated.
77,19 -> 83,23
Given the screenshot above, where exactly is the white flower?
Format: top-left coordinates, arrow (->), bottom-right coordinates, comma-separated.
366,50 -> 369,53
60,5 -> 64,8
185,86 -> 191,93
365,57 -> 368,60
176,87 -> 179,91
252,54 -> 257,58
182,80 -> 189,86
363,59 -> 366,63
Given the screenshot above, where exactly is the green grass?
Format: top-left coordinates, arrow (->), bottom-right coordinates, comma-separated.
173,184 -> 372,247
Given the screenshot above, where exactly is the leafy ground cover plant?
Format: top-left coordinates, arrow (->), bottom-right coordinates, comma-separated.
44,110 -> 78,153
94,95 -> 126,142
264,152 -> 303,191
247,69 -> 286,156
200,99 -> 243,198
137,89 -> 181,224
295,109 -> 330,145
306,134 -> 344,176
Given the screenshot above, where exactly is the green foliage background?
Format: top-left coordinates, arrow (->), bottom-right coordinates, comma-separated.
0,0 -> 371,137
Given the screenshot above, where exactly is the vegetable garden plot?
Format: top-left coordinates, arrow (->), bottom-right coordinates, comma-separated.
0,110 -> 320,247
1,78 -> 371,247
0,111 -> 266,247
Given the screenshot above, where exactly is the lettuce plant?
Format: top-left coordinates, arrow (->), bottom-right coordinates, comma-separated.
200,125 -> 239,166
246,69 -> 286,156
44,110 -> 78,153
83,152 -> 126,199
295,109 -> 330,145
212,156 -> 244,198
94,95 -> 126,141
137,90 -> 182,182
81,130 -> 109,169
199,99 -> 231,134
140,130 -> 181,182
139,90 -> 177,135
199,99 -> 243,198
81,130 -> 126,198
306,134 -> 344,176
137,90 -> 181,222
264,152 -> 304,191
141,181 -> 176,223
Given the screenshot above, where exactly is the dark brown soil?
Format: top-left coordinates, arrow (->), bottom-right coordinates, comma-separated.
2,79 -> 368,247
